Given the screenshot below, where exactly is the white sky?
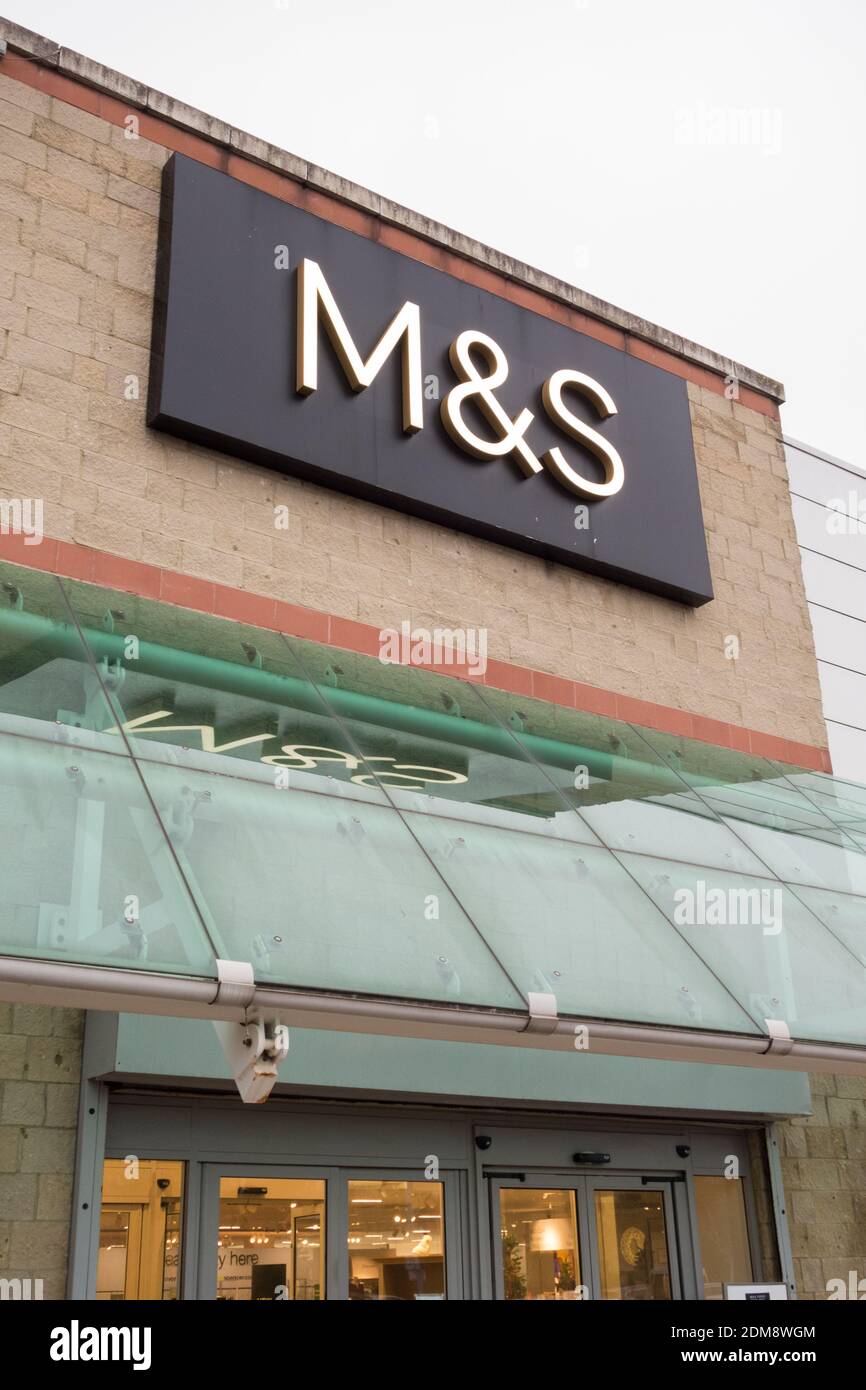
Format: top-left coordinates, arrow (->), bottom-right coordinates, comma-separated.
8,0 -> 865,462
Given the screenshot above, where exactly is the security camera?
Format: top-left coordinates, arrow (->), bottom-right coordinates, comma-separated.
475,1135 -> 493,1151
676,1145 -> 691,1159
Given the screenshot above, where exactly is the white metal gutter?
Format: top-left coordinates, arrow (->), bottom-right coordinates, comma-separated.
2,955 -> 865,1076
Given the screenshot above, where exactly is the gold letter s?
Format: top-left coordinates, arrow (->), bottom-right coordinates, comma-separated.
541,369 -> 624,498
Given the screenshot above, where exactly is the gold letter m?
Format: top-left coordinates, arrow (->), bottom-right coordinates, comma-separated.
296,258 -> 423,433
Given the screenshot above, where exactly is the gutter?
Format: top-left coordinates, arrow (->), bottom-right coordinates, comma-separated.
1,955 -> 865,1077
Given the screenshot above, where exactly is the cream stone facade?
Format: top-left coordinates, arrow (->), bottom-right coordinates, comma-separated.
0,62 -> 825,748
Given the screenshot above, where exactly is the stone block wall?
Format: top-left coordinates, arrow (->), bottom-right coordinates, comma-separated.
0,1002 -> 83,1298
780,1076 -> 866,1299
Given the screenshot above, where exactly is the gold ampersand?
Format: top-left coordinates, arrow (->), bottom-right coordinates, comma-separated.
440,330 -> 543,479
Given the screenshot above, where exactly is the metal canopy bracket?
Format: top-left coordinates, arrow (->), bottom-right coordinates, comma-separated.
212,959 -> 289,1102
763,1018 -> 794,1057
212,958 -> 256,1010
213,1013 -> 290,1104
522,991 -> 559,1035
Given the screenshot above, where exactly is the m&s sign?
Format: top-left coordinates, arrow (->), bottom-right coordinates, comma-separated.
150,155 -> 712,605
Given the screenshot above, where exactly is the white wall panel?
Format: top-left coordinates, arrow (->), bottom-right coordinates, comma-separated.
827,722 -> 866,784
808,605 -> 866,677
792,494 -> 866,570
800,550 -> 866,623
817,661 -> 866,728
787,443 -> 866,512
787,440 -> 866,784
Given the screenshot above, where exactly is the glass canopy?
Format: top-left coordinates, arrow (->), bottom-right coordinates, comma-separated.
0,555 -> 865,1051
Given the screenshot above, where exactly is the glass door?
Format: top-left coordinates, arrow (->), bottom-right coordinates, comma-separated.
198,1165 -> 336,1300
586,1176 -> 683,1301
341,1170 -> 463,1300
490,1173 -> 690,1300
198,1165 -> 462,1300
96,1204 -> 142,1300
97,1159 -> 184,1300
489,1176 -> 591,1301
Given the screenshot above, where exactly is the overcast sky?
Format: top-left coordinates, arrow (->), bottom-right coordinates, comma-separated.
9,0 -> 864,462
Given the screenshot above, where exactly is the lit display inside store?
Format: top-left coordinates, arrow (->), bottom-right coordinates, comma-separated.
348,1181 -> 445,1300
218,1179 -> 325,1300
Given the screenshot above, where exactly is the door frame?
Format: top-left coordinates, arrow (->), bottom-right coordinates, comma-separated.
487,1172 -> 592,1301
584,1173 -> 690,1300
197,1162 -> 338,1300
97,1202 -> 143,1300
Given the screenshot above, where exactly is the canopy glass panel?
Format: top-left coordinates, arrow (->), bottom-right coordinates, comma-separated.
1,555 -> 865,1048
0,565 -> 214,977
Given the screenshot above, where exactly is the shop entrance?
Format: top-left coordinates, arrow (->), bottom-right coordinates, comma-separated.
489,1171 -> 690,1301
89,1095 -> 768,1301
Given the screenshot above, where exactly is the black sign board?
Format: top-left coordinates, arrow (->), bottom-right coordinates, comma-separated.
149,154 -> 713,605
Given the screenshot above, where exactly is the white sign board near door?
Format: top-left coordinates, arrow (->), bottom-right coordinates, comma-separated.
725,1283 -> 789,1300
